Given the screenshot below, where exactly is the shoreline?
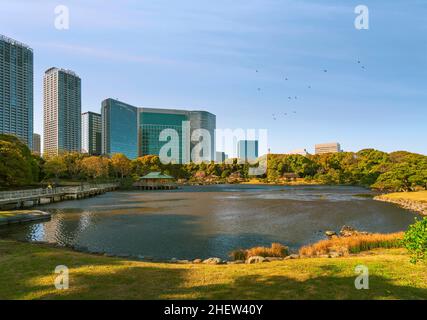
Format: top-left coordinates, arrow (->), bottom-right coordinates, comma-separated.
4,226 -> 404,265
1,238 -> 425,300
374,192 -> 427,216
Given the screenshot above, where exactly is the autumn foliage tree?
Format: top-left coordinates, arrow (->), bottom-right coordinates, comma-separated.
80,156 -> 110,180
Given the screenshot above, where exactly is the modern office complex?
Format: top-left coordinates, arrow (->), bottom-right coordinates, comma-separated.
43,67 -> 81,156
0,35 -> 33,149
237,140 -> 259,162
315,142 -> 342,155
101,99 -> 138,159
101,98 -> 216,162
32,133 -> 41,155
82,111 -> 102,155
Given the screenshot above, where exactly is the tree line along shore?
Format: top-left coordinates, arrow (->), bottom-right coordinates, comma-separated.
1,133 -> 426,192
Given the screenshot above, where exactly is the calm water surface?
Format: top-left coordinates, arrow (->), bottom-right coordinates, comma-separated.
0,185 -> 418,260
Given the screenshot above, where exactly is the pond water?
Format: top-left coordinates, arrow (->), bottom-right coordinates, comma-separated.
0,185 -> 417,260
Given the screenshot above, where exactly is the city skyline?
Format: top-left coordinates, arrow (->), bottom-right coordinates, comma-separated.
1,1 -> 426,155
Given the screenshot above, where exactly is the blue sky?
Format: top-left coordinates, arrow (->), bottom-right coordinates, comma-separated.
1,0 -> 426,155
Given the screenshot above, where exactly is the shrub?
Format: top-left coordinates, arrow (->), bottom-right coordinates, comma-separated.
229,243 -> 289,261
299,233 -> 404,257
229,249 -> 247,261
403,217 -> 427,264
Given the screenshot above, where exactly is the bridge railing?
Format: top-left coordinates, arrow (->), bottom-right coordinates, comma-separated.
0,183 -> 118,201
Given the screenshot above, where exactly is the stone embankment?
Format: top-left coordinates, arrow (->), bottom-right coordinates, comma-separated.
374,195 -> 427,216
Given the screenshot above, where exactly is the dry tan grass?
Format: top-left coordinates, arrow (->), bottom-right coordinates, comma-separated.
299,232 -> 404,257
230,243 -> 289,260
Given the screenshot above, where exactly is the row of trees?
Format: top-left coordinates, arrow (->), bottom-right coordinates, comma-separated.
0,134 -> 250,188
41,153 -> 250,183
1,134 -> 426,191
268,149 -> 427,191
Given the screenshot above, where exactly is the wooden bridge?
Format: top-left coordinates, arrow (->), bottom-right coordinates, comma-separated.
0,183 -> 119,209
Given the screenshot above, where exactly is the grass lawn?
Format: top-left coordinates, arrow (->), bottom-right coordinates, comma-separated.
381,191 -> 427,202
0,239 -> 426,300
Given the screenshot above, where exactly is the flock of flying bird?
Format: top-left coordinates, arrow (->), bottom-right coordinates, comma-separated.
254,60 -> 367,121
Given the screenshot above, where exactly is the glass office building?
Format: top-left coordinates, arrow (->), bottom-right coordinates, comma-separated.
101,99 -> 138,159
189,111 -> 216,162
82,111 -> 102,155
0,35 -> 33,149
139,109 -> 188,163
101,99 -> 216,162
238,140 -> 259,162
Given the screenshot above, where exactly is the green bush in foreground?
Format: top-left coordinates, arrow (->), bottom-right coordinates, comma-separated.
403,217 -> 427,264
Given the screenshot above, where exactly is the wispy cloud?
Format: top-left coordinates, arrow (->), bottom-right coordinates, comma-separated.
33,41 -> 183,66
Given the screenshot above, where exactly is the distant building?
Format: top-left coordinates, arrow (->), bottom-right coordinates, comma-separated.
216,151 -> 227,163
32,133 -> 41,155
0,35 -> 33,149
81,111 -> 102,155
288,148 -> 309,156
101,98 -> 216,162
237,140 -> 259,162
315,142 -> 342,155
102,99 -> 138,159
43,67 -> 81,156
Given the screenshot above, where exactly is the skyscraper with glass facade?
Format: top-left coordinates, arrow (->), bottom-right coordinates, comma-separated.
101,99 -> 216,162
238,140 -> 259,162
101,98 -> 138,159
43,67 -> 81,156
82,111 -> 102,155
139,108 -> 188,163
0,35 -> 33,149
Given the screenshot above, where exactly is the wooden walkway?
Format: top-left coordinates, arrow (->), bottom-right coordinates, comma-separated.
0,183 -> 119,209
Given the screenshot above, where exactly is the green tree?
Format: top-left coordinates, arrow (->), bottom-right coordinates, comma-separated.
0,134 -> 40,187
44,156 -> 67,181
403,217 -> 427,264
